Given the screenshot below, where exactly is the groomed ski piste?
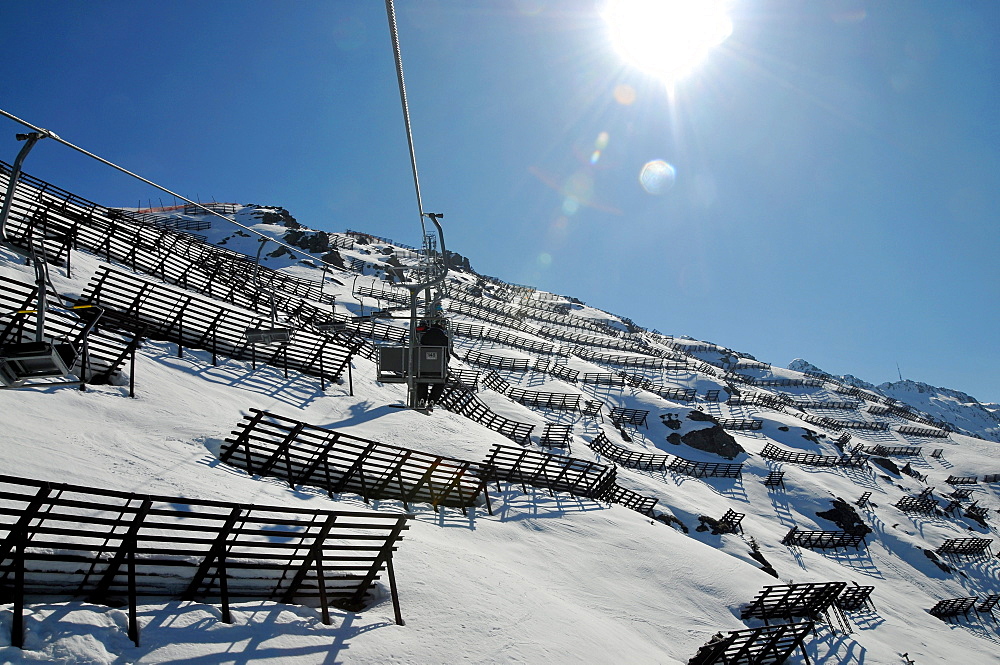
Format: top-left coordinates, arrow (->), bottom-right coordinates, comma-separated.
2,176 -> 999,664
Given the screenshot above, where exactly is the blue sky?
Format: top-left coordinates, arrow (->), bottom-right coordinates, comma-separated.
2,1 -> 998,403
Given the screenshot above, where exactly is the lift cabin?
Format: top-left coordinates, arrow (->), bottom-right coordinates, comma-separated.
0,341 -> 76,387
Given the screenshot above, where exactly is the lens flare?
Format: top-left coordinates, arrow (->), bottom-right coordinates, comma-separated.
590,132 -> 610,165
639,160 -> 677,194
614,84 -> 637,105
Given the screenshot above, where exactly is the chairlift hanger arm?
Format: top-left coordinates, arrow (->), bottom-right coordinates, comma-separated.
0,130 -> 49,253
0,131 -> 59,344
397,212 -> 448,293
249,236 -> 283,327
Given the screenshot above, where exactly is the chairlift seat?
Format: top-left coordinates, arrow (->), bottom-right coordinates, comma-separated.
0,341 -> 77,387
245,327 -> 292,345
377,345 -> 448,383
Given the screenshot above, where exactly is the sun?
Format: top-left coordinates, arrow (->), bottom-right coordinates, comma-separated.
602,0 -> 733,84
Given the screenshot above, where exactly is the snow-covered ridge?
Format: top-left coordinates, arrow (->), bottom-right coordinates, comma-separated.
788,359 -> 999,444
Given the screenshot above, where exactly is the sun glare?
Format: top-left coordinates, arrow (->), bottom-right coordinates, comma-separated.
603,0 -> 733,83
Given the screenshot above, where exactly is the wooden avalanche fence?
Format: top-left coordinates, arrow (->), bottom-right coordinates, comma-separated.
689,622 -> 814,665
0,161 -> 333,306
481,444 -> 659,517
222,409 -> 491,514
782,527 -> 867,550
483,444 -> 614,498
619,371 -> 697,402
588,433 -> 743,478
0,474 -> 411,649
79,266 -> 357,384
438,382 -> 535,444
482,371 -> 581,412
761,443 -> 867,469
450,320 -> 560,355
741,582 -> 846,623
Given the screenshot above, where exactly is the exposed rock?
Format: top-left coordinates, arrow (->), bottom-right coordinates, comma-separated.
680,425 -> 744,460
923,548 -> 952,574
748,538 -> 779,578
871,457 -> 900,475
696,515 -> 737,535
284,229 -> 331,254
689,632 -> 727,665
816,498 -> 871,536
320,250 -> 345,269
660,414 -> 682,430
252,206 -> 299,228
266,245 -> 296,260
686,410 -> 716,423
444,250 -> 474,272
654,513 -> 688,533
801,428 -> 823,444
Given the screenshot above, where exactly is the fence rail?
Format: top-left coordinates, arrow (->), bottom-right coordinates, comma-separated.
0,474 -> 410,648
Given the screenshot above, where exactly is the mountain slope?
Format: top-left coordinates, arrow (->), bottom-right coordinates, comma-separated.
1,190 -> 999,664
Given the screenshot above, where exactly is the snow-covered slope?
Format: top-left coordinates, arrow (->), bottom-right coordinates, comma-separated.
2,191 -> 1000,664
788,359 -> 1000,444
878,379 -> 1000,444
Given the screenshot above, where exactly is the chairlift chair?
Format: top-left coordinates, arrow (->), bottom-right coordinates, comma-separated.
244,326 -> 292,345
0,341 -> 75,387
244,236 -> 293,345
0,304 -> 104,389
1,130 -> 105,388
314,320 -> 347,333
377,344 -> 448,384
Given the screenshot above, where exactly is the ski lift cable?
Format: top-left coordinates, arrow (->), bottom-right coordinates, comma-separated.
384,0 -> 427,239
383,1 -> 452,410
1,7 -> 445,284
0,107 -> 334,272
381,1 -> 447,294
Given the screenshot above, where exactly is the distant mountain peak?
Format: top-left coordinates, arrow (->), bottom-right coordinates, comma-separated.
786,359 -> 880,392
787,358 -> 823,375
877,379 -> 981,405
878,380 -> 1000,442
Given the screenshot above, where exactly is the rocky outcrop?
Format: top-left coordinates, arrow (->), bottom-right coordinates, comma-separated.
663,410 -> 744,459
678,424 -> 744,460
816,498 -> 871,536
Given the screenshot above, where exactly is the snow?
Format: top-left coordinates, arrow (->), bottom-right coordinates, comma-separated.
2,203 -> 1000,664
878,380 -> 1000,444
